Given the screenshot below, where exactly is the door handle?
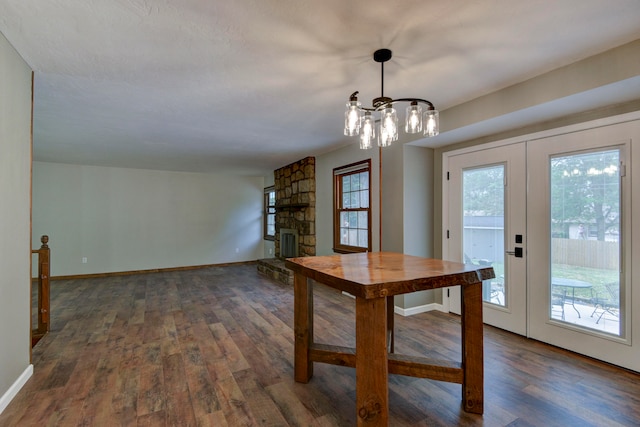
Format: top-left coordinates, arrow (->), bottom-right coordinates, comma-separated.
506,247 -> 523,257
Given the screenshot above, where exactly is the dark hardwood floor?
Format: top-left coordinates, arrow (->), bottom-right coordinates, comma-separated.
2,263 -> 639,426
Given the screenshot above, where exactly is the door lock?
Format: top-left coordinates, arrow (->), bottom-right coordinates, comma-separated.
506,247 -> 523,257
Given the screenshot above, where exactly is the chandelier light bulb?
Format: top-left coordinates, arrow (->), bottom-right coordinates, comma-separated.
378,124 -> 391,147
405,102 -> 422,134
360,133 -> 373,149
424,109 -> 439,137
379,107 -> 398,146
359,111 -> 375,149
378,108 -> 397,147
344,99 -> 362,136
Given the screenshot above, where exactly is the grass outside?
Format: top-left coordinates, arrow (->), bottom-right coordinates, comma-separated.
552,263 -> 619,301
487,262 -> 618,302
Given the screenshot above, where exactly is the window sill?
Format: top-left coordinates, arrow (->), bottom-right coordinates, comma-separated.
333,247 -> 369,254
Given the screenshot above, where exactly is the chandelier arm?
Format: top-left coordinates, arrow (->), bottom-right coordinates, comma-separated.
363,98 -> 436,111
357,99 -> 437,111
385,98 -> 436,110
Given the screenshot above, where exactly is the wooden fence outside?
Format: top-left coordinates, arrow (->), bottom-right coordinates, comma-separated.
552,238 -> 618,270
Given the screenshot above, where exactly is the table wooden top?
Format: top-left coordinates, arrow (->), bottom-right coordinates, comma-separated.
285,252 -> 495,299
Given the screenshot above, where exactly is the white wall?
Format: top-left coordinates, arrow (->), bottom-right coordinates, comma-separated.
378,142 -> 435,258
0,32 -> 32,413
399,145 -> 438,309
380,143 -> 437,310
441,39 -> 640,134
380,141 -> 404,253
403,145 -> 433,258
32,162 -> 264,276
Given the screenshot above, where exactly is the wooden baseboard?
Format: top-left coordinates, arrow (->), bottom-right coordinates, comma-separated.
31,330 -> 46,347
45,260 -> 256,281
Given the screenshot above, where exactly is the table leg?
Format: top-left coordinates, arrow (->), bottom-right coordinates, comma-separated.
461,281 -> 484,414
294,273 -> 313,383
356,297 -> 389,426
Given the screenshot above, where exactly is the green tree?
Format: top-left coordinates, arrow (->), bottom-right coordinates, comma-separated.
463,165 -> 504,216
550,149 -> 619,241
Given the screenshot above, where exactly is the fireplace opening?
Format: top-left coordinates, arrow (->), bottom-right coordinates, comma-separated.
280,228 -> 299,258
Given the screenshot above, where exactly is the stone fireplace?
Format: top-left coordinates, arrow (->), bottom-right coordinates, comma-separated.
274,156 -> 316,258
257,156 -> 315,285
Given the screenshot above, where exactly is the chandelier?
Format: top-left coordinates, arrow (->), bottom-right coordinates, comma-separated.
344,49 -> 439,149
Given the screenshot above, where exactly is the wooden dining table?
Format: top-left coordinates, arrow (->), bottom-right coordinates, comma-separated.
285,252 -> 495,426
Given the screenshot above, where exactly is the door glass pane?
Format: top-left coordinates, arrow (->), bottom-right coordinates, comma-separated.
463,165 -> 505,306
549,149 -> 621,335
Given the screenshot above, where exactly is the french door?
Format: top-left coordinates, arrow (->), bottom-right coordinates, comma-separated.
445,142 -> 527,335
528,124 -> 634,369
444,119 -> 638,371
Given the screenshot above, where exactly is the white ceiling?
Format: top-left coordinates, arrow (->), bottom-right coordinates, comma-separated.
1,0 -> 640,175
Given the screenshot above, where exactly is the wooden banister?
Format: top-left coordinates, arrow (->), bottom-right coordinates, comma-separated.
31,235 -> 50,346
